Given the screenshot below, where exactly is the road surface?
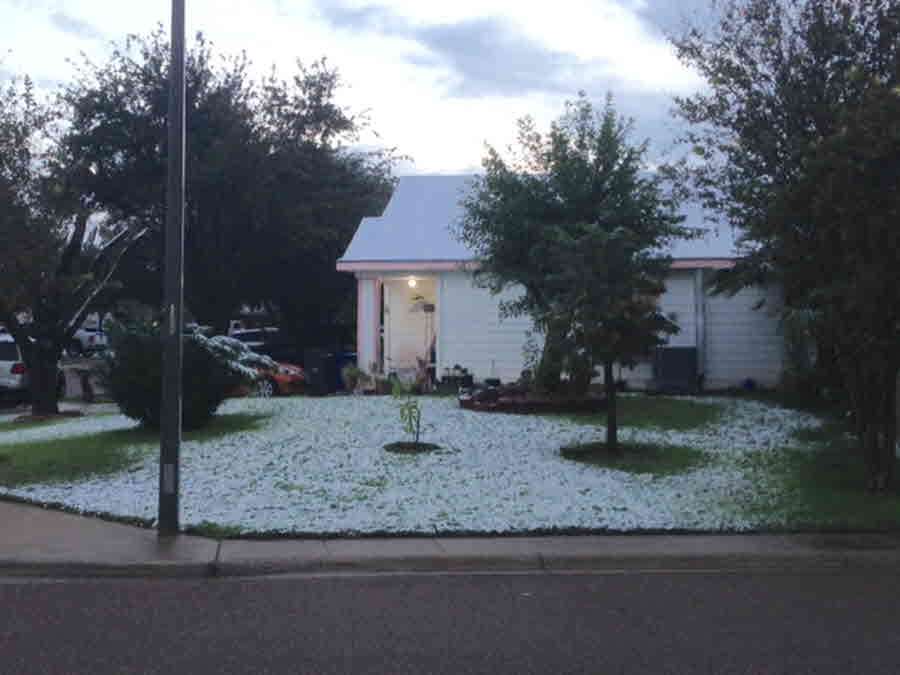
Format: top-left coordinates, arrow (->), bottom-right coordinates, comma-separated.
2,570 -> 899,674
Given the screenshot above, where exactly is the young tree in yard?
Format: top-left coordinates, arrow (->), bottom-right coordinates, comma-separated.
459,94 -> 691,450
545,224 -> 683,452
0,77 -> 145,415
62,29 -> 395,339
670,0 -> 900,490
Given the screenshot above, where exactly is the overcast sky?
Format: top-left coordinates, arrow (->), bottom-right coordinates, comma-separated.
0,0 -> 715,174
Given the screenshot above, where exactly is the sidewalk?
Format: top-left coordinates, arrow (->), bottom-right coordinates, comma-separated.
2,500 -> 899,578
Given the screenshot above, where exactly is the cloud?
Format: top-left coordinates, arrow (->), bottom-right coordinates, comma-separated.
613,89 -> 687,154
317,3 -> 405,33
0,63 -> 60,90
629,0 -> 719,35
317,2 -> 595,98
49,10 -> 104,42
414,17 -> 586,97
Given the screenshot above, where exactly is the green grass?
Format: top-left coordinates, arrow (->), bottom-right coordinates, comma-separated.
560,440 -> 708,477
736,447 -> 900,529
731,411 -> 900,529
186,521 -> 246,538
0,412 -> 269,488
550,395 -> 726,431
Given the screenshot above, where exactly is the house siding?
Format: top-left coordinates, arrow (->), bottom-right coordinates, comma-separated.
705,285 -> 784,389
661,271 -> 698,348
620,270 -> 698,389
368,268 -> 785,390
439,271 -> 534,382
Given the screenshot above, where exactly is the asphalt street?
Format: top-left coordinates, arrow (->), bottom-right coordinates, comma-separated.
2,569 -> 900,674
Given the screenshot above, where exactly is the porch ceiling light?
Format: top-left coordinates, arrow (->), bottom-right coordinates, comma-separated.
407,278 -> 417,288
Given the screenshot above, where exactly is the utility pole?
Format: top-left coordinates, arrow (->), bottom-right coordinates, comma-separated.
159,0 -> 185,537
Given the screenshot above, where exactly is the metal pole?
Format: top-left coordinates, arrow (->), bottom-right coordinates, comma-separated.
159,0 -> 185,537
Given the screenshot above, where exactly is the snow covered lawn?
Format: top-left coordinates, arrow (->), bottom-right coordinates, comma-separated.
0,395 -> 824,534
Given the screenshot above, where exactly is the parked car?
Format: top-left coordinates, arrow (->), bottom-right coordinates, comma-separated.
0,334 -> 66,404
256,362 -> 306,397
68,325 -> 108,356
230,361 -> 306,398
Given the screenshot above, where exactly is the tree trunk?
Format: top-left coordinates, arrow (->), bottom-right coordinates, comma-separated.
872,366 -> 897,493
859,364 -> 898,494
25,344 -> 62,416
536,320 -> 567,395
604,360 -> 620,455
569,352 -> 593,398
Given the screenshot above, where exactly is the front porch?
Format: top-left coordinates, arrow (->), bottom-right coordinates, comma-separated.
355,274 -> 439,381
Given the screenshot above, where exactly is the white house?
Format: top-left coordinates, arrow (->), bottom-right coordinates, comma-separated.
336,175 -> 784,390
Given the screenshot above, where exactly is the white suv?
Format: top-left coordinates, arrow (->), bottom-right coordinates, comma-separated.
0,333 -> 66,404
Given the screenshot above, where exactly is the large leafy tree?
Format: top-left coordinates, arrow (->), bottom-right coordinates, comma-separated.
670,0 -> 900,490
247,66 -> 394,348
459,95 -> 691,449
773,82 -> 900,489
0,76 -> 145,415
62,29 -> 395,342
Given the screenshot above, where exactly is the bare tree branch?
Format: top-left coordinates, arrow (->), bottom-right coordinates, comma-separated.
64,227 -> 148,336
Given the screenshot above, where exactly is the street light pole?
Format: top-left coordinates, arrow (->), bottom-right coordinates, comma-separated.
159,0 -> 186,537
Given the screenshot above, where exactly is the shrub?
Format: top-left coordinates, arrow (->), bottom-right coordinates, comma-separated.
104,323 -> 274,429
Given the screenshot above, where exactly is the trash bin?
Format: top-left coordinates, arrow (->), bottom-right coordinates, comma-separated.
304,348 -> 338,396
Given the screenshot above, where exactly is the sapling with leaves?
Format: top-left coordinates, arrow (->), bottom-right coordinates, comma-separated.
382,381 -> 441,453
393,381 -> 422,445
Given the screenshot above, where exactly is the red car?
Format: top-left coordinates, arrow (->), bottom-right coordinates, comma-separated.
231,362 -> 305,398
257,362 -> 305,397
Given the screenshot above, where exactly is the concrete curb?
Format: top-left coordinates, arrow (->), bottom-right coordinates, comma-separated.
0,560 -> 215,578
7,555 -> 900,579
3,549 -> 900,580
210,551 -> 900,578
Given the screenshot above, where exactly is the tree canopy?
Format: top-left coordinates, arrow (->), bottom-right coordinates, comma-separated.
459,94 -> 691,449
670,0 -> 900,490
0,75 -> 145,414
61,28 -> 396,343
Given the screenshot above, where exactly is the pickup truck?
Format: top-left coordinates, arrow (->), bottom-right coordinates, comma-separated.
68,325 -> 108,356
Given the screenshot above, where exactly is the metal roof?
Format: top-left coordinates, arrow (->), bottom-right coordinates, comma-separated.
338,174 -> 739,265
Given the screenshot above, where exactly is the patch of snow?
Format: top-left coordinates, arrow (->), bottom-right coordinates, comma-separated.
0,395 -> 824,533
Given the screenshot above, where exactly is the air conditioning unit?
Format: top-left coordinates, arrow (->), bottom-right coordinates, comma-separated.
652,347 -> 700,393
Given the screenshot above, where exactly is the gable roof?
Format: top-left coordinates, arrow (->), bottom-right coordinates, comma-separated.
338,174 -> 740,269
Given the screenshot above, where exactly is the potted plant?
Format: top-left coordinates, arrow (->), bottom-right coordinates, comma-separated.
341,363 -> 362,392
